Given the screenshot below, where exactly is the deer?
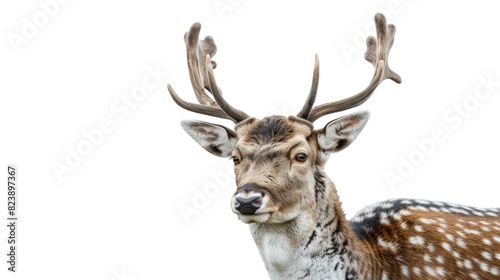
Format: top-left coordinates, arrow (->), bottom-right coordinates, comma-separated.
167,13 -> 500,280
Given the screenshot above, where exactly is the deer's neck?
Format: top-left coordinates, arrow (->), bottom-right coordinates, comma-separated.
249,169 -> 377,280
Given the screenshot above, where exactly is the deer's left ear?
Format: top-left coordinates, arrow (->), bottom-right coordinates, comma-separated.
181,120 -> 238,158
317,111 -> 370,154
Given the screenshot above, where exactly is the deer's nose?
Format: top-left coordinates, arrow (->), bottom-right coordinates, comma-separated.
234,195 -> 263,215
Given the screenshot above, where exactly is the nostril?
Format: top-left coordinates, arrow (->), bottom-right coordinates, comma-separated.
252,197 -> 262,208
235,195 -> 263,215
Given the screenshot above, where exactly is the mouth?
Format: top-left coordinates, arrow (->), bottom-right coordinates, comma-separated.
232,209 -> 300,224
234,212 -> 272,224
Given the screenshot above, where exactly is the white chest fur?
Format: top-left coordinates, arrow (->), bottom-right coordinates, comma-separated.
252,228 -> 355,279
260,230 -> 294,274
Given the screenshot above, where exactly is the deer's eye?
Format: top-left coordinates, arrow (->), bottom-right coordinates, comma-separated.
295,152 -> 308,163
231,156 -> 241,165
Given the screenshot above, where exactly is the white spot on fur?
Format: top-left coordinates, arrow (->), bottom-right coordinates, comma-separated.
391,213 -> 402,221
419,218 -> 436,224
440,208 -> 452,213
436,255 -> 444,264
413,267 -> 421,276
469,272 -> 480,280
378,238 -> 397,252
415,199 -> 430,205
409,236 -> 425,246
424,266 -> 436,276
478,260 -> 489,271
401,266 -> 409,277
410,205 -> 428,212
456,238 -> 466,248
380,212 -> 390,225
433,201 -> 445,206
464,228 -> 480,235
380,202 -> 394,209
464,259 -> 473,269
449,207 -> 469,215
482,251 -> 492,260
427,244 -> 435,252
442,242 -> 451,251
491,267 -> 499,276
483,238 -> 492,245
472,211 -> 484,216
429,207 -> 440,212
399,209 -> 412,216
436,267 -> 446,276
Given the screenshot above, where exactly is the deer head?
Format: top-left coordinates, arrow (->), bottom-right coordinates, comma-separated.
168,13 -> 401,225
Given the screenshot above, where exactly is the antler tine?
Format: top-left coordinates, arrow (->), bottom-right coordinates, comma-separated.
306,13 -> 401,123
167,22 -> 249,123
184,23 -> 218,106
168,84 -> 236,121
365,14 -> 401,83
296,54 -> 320,120
205,55 -> 250,123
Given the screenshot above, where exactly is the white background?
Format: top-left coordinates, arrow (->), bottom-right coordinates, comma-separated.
1,1 -> 500,279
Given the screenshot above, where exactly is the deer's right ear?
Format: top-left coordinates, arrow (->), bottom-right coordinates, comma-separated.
181,120 -> 238,158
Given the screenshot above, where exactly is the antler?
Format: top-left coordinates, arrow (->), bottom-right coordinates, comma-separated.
167,22 -> 249,123
296,54 -> 320,120
300,13 -> 402,123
